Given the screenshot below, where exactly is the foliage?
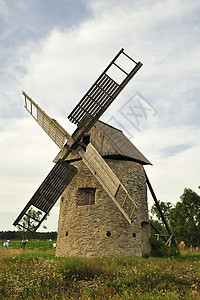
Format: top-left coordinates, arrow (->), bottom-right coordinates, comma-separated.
150,201 -> 174,236
170,188 -> 200,247
17,207 -> 43,236
151,201 -> 174,224
0,249 -> 199,299
150,219 -> 166,234
151,188 -> 200,247
0,230 -> 57,240
150,235 -> 180,258
17,207 -> 49,240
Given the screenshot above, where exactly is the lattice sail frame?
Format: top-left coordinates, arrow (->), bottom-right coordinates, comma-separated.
13,162 -> 77,231
68,48 -> 142,142
23,91 -> 74,149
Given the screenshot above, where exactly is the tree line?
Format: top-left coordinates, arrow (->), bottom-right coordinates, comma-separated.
0,230 -> 57,240
151,188 -> 200,247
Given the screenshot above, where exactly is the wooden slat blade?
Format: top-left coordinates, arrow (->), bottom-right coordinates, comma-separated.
23,91 -> 74,149
13,161 -> 77,232
78,143 -> 137,223
68,49 -> 142,143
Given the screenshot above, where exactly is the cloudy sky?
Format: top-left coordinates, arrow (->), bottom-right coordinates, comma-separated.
0,0 -> 200,232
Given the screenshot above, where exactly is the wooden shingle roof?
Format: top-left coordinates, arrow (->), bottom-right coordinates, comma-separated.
94,121 -> 151,165
60,120 -> 151,165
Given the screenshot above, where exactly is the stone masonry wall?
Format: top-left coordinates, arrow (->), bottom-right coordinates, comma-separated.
56,159 -> 151,257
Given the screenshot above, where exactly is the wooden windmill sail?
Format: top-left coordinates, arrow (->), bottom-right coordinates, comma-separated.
13,48 -> 143,232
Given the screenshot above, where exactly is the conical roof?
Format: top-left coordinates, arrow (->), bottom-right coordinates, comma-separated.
94,121 -> 151,165
60,120 -> 151,165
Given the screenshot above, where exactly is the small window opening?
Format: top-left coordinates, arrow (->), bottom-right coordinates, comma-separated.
132,233 -> 136,238
106,231 -> 111,237
76,188 -> 96,206
82,135 -> 90,146
65,231 -> 68,237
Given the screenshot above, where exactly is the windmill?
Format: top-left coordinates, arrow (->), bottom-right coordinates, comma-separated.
13,48 -> 177,256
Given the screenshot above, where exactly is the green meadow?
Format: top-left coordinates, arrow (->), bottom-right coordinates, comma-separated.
0,239 -> 56,250
0,247 -> 199,299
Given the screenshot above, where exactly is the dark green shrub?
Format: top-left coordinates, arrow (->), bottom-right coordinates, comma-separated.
150,236 -> 180,257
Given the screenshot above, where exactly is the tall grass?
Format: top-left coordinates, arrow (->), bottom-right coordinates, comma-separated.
0,248 -> 199,299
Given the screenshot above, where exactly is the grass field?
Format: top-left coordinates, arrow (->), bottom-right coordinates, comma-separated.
0,247 -> 199,299
0,239 -> 56,250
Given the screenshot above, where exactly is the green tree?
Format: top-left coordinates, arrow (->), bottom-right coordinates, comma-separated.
150,200 -> 174,236
151,200 -> 174,224
17,207 -> 49,240
170,188 -> 200,247
150,188 -> 200,247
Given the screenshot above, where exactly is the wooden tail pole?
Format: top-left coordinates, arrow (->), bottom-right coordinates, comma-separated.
145,171 -> 178,249
150,221 -> 168,243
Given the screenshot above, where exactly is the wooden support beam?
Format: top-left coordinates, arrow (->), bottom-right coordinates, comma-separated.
150,221 -> 168,243
145,171 -> 178,249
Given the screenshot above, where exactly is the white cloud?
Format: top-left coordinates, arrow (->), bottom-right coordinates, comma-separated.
19,0 -> 200,124
0,117 -> 59,212
135,125 -> 200,206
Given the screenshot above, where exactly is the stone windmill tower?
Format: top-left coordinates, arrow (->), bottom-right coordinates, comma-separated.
56,121 -> 151,257
13,49 -> 152,256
